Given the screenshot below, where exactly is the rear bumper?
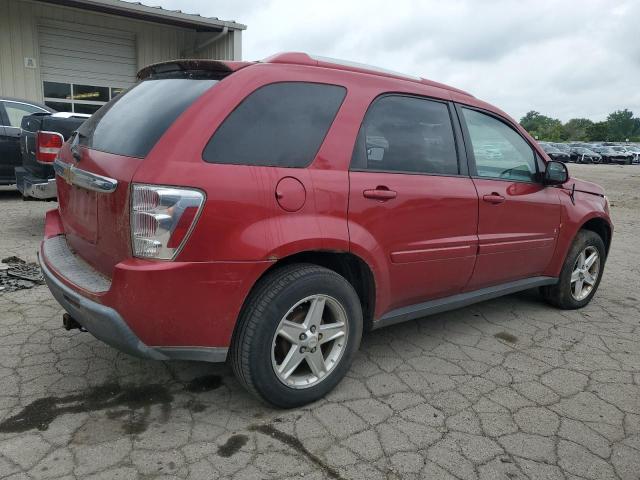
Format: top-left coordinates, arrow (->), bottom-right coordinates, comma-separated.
40,254 -> 174,360
15,168 -> 57,199
40,209 -> 270,361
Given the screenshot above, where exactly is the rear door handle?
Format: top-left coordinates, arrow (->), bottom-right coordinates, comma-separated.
483,193 -> 505,204
363,187 -> 397,201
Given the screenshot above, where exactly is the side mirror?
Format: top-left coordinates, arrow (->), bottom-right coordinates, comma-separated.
544,160 -> 569,185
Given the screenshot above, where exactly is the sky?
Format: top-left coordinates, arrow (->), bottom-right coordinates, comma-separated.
150,0 -> 639,123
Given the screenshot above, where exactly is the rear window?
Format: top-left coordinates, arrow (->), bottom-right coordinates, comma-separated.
202,82 -> 346,168
77,78 -> 216,158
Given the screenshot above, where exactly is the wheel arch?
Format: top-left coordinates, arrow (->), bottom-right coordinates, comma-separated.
236,250 -> 377,334
580,216 -> 612,255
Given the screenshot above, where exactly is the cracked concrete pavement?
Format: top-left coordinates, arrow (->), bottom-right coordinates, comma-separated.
0,164 -> 639,479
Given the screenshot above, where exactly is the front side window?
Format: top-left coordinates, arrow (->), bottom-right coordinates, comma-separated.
203,82 -> 346,168
3,101 -> 47,127
462,108 -> 537,182
351,95 -> 458,175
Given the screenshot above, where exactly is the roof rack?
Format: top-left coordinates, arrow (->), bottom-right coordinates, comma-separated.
262,52 -> 473,97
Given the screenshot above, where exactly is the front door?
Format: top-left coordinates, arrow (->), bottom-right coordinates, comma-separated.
348,95 -> 479,313
458,106 -> 561,290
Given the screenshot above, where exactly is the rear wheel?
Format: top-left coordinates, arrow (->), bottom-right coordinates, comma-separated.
230,264 -> 363,408
542,230 -> 605,309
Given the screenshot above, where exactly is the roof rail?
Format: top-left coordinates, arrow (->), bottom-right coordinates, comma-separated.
262,52 -> 474,97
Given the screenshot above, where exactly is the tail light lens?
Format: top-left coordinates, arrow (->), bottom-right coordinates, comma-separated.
36,131 -> 65,164
131,184 -> 205,260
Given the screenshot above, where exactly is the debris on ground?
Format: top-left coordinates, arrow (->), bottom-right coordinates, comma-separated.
0,256 -> 44,293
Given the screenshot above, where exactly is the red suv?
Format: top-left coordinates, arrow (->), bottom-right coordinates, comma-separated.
41,53 -> 612,407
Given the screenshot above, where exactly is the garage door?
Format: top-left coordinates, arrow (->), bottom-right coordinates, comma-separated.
38,19 -> 137,114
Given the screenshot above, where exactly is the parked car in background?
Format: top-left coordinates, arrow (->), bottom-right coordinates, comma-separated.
624,145 -> 640,164
591,145 -> 634,164
570,147 -> 602,164
610,145 -> 639,164
40,54 -> 613,407
0,97 -> 54,185
550,142 -> 573,156
15,112 -> 89,199
539,142 -> 571,162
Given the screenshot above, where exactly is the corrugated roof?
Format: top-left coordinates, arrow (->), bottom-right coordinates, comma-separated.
37,0 -> 247,31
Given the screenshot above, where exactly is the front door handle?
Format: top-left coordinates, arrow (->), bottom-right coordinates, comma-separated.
483,193 -> 506,204
363,186 -> 397,201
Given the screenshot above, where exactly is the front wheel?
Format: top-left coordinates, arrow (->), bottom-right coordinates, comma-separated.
542,230 -> 606,309
230,264 -> 363,408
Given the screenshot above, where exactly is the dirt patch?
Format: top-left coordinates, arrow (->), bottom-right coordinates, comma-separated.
184,374 -> 223,392
250,424 -> 345,480
0,383 -> 172,434
494,331 -> 518,343
217,434 -> 249,457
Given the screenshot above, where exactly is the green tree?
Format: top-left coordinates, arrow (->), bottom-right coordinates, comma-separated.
586,121 -> 609,141
519,111 -> 566,141
606,109 -> 640,141
563,118 -> 593,141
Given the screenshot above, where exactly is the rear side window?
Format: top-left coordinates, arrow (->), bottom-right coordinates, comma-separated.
351,95 -> 459,175
77,78 -> 217,158
203,82 -> 346,167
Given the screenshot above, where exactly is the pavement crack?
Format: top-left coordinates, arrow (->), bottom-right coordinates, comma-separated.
250,423 -> 346,480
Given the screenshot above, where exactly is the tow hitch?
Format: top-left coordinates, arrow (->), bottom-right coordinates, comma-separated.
63,313 -> 87,332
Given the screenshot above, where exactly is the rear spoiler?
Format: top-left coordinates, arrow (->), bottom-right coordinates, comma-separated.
137,59 -> 253,81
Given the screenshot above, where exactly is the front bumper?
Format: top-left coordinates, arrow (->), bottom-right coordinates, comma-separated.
15,168 -> 57,199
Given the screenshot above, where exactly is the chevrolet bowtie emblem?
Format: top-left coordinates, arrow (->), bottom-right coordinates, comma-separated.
62,165 -> 74,185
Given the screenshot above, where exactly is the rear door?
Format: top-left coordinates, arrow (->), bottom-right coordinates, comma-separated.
348,95 -> 479,311
457,106 -> 561,290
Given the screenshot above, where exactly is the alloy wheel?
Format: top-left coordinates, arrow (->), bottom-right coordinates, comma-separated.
570,246 -> 600,301
271,294 -> 348,389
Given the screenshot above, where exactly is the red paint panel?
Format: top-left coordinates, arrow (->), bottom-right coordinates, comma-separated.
467,178 -> 561,289
349,171 -> 479,313
391,240 -> 477,263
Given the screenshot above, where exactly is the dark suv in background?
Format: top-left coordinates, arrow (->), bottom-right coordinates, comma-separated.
0,97 -> 53,185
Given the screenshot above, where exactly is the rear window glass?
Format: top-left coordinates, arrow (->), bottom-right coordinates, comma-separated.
202,82 -> 346,168
77,78 -> 216,158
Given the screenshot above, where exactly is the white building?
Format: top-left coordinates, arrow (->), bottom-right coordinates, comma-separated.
0,0 -> 245,113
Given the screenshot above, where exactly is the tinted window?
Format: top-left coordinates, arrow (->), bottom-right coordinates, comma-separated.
351,95 -> 458,175
462,108 -> 537,182
3,102 -> 46,127
77,78 -> 216,158
203,82 -> 346,167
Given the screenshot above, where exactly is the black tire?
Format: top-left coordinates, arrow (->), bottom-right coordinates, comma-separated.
230,264 -> 363,408
541,230 -> 606,309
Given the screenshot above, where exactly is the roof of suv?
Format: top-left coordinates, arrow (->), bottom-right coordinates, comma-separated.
263,52 -> 475,97
138,53 -> 475,98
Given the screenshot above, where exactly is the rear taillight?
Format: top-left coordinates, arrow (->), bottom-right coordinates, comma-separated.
36,131 -> 65,164
131,184 -> 205,260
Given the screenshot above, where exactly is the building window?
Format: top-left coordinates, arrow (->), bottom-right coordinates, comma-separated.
43,81 -> 125,114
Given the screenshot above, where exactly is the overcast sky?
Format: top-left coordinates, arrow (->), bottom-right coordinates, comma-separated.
151,0 -> 639,122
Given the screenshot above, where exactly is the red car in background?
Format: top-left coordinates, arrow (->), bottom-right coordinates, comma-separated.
40,53 -> 612,407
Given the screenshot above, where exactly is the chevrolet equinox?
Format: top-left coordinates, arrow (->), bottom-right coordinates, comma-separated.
41,53 -> 613,407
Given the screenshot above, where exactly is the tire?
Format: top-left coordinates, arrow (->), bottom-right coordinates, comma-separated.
542,230 -> 606,309
230,264 -> 363,408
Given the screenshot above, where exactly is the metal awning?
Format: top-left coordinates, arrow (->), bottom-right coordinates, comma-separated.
36,0 -> 247,32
